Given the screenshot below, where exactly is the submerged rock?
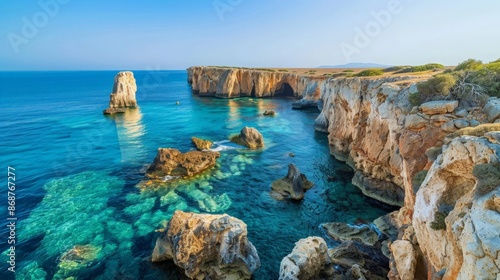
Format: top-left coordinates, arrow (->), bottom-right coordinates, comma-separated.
191,137 -> 213,150
263,110 -> 276,116
230,127 -> 264,149
279,237 -> 333,280
146,148 -> 220,179
152,210 -> 260,280
103,71 -> 138,114
271,164 -> 313,200
329,240 -> 389,279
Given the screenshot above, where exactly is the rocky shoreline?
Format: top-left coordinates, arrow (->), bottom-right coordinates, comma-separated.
186,66 -> 500,279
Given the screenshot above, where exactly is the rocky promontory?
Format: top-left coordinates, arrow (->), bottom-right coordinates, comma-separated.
187,66 -> 500,279
103,71 -> 138,114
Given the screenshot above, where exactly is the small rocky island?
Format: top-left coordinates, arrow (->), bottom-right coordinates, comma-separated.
103,71 -> 138,114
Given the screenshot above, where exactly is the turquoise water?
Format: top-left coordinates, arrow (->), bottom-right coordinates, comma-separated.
0,71 -> 394,279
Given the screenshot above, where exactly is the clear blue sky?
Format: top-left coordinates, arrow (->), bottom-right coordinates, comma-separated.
1,0 -> 499,70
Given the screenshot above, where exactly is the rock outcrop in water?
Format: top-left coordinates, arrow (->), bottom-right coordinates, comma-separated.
279,237 -> 333,280
271,164 -> 313,200
103,71 -> 138,114
152,210 -> 260,280
146,148 -> 219,179
230,127 -> 264,149
191,137 -> 213,150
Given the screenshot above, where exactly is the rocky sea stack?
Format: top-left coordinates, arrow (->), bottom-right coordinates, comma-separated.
146,148 -> 219,179
152,210 -> 261,280
103,71 -> 138,114
271,164 -> 313,200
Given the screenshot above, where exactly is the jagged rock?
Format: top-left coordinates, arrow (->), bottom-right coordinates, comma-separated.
420,100 -> 459,115
271,164 -> 313,200
191,137 -> 212,150
230,127 -> 264,149
390,240 -> 417,280
279,237 -> 333,280
152,211 -> 260,280
328,240 -> 389,279
430,115 -> 452,127
263,110 -> 276,116
103,71 -> 137,114
413,136 -> 500,279
321,222 -> 380,246
483,97 -> 500,122
146,148 -> 219,179
373,211 -> 401,242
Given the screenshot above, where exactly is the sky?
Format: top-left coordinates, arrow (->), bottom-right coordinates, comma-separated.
1,0 -> 500,70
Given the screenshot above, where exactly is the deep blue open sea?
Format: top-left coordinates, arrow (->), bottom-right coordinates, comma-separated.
0,71 -> 393,279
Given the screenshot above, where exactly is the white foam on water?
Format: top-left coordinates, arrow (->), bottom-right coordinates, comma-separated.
210,140 -> 242,152
162,175 -> 180,182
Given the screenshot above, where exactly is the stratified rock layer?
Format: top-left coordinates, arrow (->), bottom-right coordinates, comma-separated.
279,237 -> 333,280
103,71 -> 137,114
146,148 -> 219,178
152,211 -> 260,280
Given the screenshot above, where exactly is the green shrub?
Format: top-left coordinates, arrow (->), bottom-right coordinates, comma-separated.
412,73 -> 456,106
343,70 -> 355,73
354,69 -> 384,77
396,63 -> 445,73
473,163 -> 500,196
383,66 -> 409,72
430,211 -> 447,230
412,170 -> 429,194
455,59 -> 483,71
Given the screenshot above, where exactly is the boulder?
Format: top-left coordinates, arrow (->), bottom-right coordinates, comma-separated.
191,137 -> 213,150
321,222 -> 380,246
103,71 -> 137,114
279,237 -> 333,280
420,100 -> 459,115
152,211 -> 260,280
483,97 -> 500,122
271,164 -> 313,200
146,148 -> 219,179
230,127 -> 264,149
263,110 -> 276,116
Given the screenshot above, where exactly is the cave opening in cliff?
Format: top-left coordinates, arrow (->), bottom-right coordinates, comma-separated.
275,83 -> 294,97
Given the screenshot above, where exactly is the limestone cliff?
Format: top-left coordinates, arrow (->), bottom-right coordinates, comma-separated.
103,71 -> 137,114
187,66 -> 324,101
187,67 -> 500,279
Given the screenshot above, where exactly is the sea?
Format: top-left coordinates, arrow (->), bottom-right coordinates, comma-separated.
0,70 -> 394,279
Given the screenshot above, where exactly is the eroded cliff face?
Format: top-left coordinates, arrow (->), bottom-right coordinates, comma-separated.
187,66 -> 324,100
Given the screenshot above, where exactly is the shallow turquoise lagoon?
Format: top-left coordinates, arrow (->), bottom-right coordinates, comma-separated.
0,71 -> 394,279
